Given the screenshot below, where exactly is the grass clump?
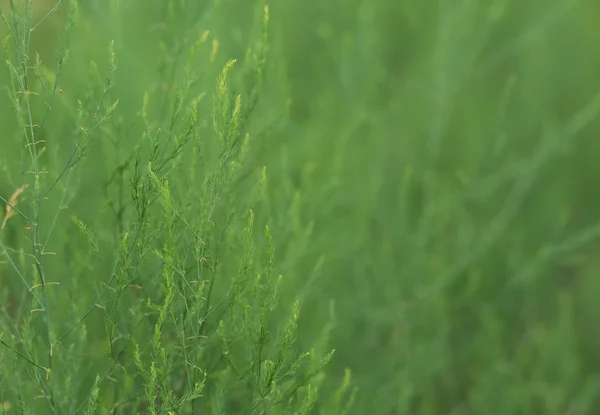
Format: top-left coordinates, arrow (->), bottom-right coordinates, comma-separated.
4,0 -> 600,414
0,1 -> 343,413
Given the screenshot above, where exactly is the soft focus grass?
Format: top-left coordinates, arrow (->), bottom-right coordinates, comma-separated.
3,0 -> 600,414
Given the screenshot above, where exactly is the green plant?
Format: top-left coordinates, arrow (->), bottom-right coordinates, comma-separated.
0,1 -> 349,413
5,0 -> 600,414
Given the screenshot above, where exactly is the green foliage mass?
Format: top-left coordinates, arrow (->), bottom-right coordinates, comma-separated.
2,0 -> 600,414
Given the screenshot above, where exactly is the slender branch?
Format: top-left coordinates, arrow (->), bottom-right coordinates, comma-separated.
30,0 -> 63,31
0,337 -> 49,372
0,250 -> 44,307
0,194 -> 32,223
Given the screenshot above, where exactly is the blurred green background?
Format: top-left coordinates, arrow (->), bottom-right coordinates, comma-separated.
3,0 -> 600,413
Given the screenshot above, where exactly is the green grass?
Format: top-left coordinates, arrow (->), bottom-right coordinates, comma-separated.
2,0 -> 600,414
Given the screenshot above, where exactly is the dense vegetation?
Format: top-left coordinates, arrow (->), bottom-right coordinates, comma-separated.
2,0 -> 600,413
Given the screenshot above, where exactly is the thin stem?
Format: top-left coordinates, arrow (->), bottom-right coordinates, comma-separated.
0,194 -> 31,223
0,337 -> 49,372
0,249 -> 44,307
42,168 -> 73,253
30,0 -> 63,31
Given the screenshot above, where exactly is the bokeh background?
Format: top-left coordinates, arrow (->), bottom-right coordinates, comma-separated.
3,0 -> 600,413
